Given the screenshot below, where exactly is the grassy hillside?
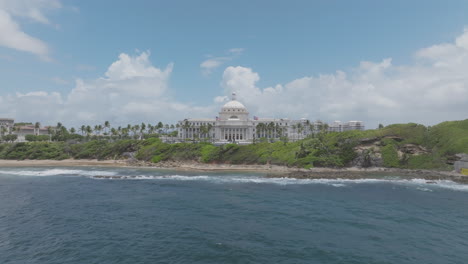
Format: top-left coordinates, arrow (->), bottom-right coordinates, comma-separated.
427,120 -> 468,155
1,120 -> 467,170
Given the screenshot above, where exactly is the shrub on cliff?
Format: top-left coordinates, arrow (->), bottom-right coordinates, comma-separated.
381,139 -> 400,167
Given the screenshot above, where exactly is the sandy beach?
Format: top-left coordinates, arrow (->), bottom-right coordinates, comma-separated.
0,158 -> 463,177
0,159 -> 302,173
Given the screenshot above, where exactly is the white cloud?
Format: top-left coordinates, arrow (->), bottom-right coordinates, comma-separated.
200,48 -> 244,76
219,29 -> 468,128
200,57 -> 229,75
3,29 -> 468,129
0,0 -> 61,24
0,51 -> 214,126
0,9 -> 49,59
0,0 -> 61,60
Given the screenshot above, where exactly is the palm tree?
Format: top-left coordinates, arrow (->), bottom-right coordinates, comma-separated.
47,127 -> 53,141
199,124 -> 208,140
305,120 -> 311,136
1,126 -> 7,137
34,122 -> 41,135
147,124 -> 154,134
297,123 -> 304,140
141,123 -> 146,136
275,123 -> 282,139
86,125 -> 92,136
157,122 -> 164,134
70,127 -> 76,134
309,123 -> 315,137
207,123 -> 213,142
267,122 -> 275,141
164,124 -> 169,135
56,122 -> 63,138
323,123 -> 329,133
79,125 -> 86,136
291,124 -> 297,141
256,123 -> 264,139
182,120 -> 191,140
132,125 -> 140,139
111,128 -> 118,138
140,123 -> 146,139
121,128 -> 129,138
104,121 -> 110,135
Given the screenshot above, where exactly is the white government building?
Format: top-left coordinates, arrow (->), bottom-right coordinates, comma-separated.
177,93 -> 364,144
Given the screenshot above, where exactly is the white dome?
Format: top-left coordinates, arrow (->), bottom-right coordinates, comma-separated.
222,100 -> 246,110
220,92 -> 248,113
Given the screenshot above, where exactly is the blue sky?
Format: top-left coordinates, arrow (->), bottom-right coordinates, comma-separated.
1,0 -> 468,128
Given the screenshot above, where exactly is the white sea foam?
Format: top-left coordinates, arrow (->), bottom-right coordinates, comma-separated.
91,174 -> 468,192
0,169 -> 117,177
2,168 -> 467,192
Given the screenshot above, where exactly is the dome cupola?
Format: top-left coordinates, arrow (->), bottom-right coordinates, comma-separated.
221,92 -> 247,113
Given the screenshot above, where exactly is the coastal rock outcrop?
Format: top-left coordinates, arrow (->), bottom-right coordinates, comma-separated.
352,138 -> 431,168
398,144 -> 429,156
352,147 -> 383,168
454,153 -> 468,173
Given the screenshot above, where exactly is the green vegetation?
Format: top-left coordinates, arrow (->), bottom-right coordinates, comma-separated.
427,120 -> 468,155
0,142 -> 68,160
0,119 -> 467,170
25,135 -> 50,142
381,140 -> 399,168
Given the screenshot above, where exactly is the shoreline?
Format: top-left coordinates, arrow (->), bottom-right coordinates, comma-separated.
0,158 -> 466,183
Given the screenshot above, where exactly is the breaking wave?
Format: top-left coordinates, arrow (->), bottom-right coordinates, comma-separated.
92,174 -> 468,192
1,167 -> 467,192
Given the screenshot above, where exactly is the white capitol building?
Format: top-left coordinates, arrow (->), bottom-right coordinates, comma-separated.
177,93 -> 364,144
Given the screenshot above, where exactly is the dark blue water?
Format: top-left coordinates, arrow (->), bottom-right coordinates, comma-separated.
0,167 -> 467,264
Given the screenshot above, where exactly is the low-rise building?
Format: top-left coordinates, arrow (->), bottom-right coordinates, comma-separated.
328,120 -> 365,132
0,118 -> 14,135
14,125 -> 51,141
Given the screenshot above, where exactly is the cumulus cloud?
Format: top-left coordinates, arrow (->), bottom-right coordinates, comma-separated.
200,48 -> 244,76
0,0 -> 61,60
3,29 -> 468,130
0,52 -> 215,126
219,29 -> 468,128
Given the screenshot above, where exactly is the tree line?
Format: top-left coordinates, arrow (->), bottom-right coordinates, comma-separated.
0,121 -> 180,142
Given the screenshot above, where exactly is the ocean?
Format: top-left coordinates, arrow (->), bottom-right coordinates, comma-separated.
0,167 -> 467,264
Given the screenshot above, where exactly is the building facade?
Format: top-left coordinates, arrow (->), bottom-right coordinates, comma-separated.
0,118 -> 14,135
177,93 -> 365,144
15,125 -> 51,141
0,119 -> 53,142
328,120 -> 365,132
